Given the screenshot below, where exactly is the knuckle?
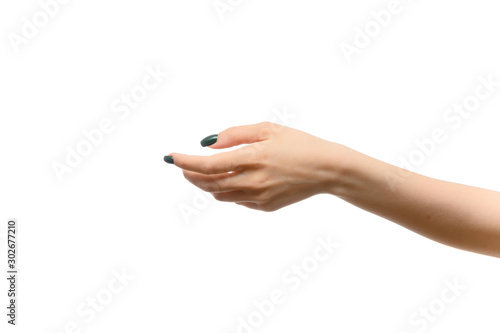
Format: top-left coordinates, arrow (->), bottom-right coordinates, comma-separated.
241,145 -> 264,163
258,126 -> 273,140
253,173 -> 268,189
269,121 -> 284,132
240,145 -> 256,160
254,145 -> 268,159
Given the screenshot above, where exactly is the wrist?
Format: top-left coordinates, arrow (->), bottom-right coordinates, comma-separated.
323,142 -> 416,200
319,142 -> 358,197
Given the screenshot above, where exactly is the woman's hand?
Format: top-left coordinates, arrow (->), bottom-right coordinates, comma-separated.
166,121 -> 500,257
167,122 -> 346,211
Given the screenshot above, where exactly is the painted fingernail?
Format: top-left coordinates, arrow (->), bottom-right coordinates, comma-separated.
200,134 -> 218,147
164,155 -> 174,164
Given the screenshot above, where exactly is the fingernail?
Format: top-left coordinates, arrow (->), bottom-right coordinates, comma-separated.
200,134 -> 218,147
164,155 -> 174,164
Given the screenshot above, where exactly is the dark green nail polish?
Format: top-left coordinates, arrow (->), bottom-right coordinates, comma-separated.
164,155 -> 174,164
201,134 -> 218,147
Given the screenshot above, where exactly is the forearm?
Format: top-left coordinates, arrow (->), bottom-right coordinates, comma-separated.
326,143 -> 500,258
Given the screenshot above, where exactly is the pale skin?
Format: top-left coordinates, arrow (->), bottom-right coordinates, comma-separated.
167,122 -> 500,258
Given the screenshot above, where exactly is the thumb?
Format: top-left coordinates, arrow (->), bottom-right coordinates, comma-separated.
201,122 -> 274,149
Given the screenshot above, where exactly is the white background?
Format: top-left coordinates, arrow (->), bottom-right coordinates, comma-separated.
1,0 -> 500,332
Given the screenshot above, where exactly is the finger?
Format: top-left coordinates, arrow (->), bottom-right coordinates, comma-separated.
212,190 -> 252,202
207,121 -> 277,149
168,148 -> 248,174
182,169 -> 243,193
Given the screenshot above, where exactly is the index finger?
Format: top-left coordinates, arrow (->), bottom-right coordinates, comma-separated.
167,147 -> 251,174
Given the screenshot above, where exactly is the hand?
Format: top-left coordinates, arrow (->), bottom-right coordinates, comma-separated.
167,122 -> 345,211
